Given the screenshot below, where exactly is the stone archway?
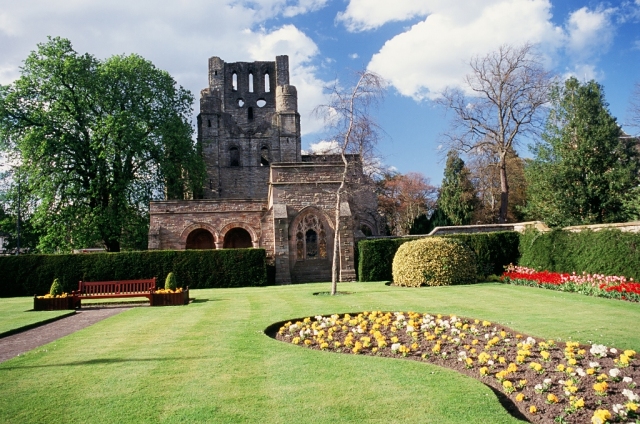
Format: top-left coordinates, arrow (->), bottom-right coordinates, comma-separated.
186,228 -> 215,249
223,227 -> 253,248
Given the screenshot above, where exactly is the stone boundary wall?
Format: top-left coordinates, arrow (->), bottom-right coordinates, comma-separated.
366,220 -> 640,240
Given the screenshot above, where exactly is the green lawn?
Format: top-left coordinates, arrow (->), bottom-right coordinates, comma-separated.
0,297 -> 73,336
1,282 -> 638,423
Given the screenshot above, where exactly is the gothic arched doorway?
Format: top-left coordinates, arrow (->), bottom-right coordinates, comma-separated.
186,229 -> 215,250
223,227 -> 253,248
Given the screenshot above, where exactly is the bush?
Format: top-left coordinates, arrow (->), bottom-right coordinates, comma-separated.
165,272 -> 178,290
49,278 -> 63,296
0,248 -> 268,297
519,228 -> 640,279
358,231 -> 520,282
392,237 -> 477,287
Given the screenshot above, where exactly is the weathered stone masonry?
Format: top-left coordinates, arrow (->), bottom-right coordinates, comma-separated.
149,55 -> 381,283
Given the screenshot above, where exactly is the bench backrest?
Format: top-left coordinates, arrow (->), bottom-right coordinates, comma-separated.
77,278 -> 156,295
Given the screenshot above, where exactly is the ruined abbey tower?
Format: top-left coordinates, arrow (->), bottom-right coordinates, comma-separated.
148,55 -> 381,283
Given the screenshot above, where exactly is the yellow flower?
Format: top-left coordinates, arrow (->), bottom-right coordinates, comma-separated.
320,342 -> 328,350
503,380 -> 513,389
623,349 -> 636,358
593,381 -> 608,394
529,405 -> 537,414
626,402 -> 637,412
597,373 -> 608,382
547,393 -> 558,404
304,339 -> 312,345
515,393 -> 525,402
540,351 -> 550,360
587,368 -> 595,375
591,409 -> 611,424
568,358 -> 577,365
556,364 -> 565,372
479,367 -> 489,376
572,398 -> 585,409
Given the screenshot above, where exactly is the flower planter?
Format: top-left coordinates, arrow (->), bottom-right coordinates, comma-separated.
150,288 -> 189,306
33,296 -> 75,311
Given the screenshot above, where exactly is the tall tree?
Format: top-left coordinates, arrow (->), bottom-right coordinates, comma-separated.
0,37 -> 203,252
438,150 -> 477,225
524,77 -> 639,227
377,171 -> 437,235
440,43 -> 550,222
315,70 -> 386,295
467,147 -> 527,223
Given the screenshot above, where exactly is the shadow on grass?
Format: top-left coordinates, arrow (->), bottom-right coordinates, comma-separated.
0,356 -> 213,370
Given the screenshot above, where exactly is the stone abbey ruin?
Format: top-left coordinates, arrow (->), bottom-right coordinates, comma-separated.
148,55 -> 381,283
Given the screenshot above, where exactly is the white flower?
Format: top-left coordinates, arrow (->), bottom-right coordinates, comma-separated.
623,376 -> 633,384
525,337 -> 536,346
590,344 -> 608,358
612,404 -> 626,418
487,360 -> 494,366
609,368 -> 620,378
543,378 -> 552,385
314,315 -> 323,321
622,388 -> 640,402
458,351 -> 467,360
534,384 -> 543,391
610,348 -> 618,354
589,361 -> 601,369
391,343 -> 401,351
406,325 -> 414,333
289,324 -> 298,332
576,368 -> 586,377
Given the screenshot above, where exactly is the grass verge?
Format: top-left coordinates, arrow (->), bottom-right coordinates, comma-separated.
0,282 -> 638,423
0,297 -> 74,336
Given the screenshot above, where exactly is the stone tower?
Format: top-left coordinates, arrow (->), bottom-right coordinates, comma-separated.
198,55 -> 301,199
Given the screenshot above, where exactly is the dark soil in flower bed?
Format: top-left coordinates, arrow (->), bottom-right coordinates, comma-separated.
271,312 -> 640,424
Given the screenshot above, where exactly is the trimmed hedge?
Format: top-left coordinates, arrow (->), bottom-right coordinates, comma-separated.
518,228 -> 640,280
358,232 -> 520,282
0,249 -> 268,298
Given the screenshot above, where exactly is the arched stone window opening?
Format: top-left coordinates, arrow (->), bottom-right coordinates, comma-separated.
238,98 -> 244,107
248,107 -> 253,120
296,214 -> 328,261
256,99 -> 267,108
360,224 -> 373,237
260,146 -> 270,166
223,227 -> 253,248
232,72 -> 238,91
186,229 -> 215,250
264,73 -> 270,92
207,119 -> 211,127
229,147 -> 240,167
249,73 -> 254,93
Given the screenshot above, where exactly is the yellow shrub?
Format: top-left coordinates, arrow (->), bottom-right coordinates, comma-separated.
391,237 -> 477,287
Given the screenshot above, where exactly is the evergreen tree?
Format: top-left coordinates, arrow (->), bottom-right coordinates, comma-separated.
438,150 -> 477,225
524,77 -> 639,227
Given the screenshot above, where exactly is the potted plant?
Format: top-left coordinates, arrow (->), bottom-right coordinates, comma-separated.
34,278 -> 75,310
150,272 -> 189,306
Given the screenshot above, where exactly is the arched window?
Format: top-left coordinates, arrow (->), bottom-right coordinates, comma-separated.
249,73 -> 254,93
186,229 -> 215,250
229,147 -> 240,167
223,228 -> 252,248
248,107 -> 253,120
260,146 -> 270,166
264,73 -> 270,92
360,224 -> 373,237
232,72 -> 238,91
295,214 -> 327,261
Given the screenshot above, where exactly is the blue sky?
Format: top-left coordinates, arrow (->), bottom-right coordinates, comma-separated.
1,0 -> 639,185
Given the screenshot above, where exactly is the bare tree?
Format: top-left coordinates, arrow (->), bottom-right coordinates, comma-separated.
439,43 -> 551,222
629,82 -> 640,133
315,70 -> 386,295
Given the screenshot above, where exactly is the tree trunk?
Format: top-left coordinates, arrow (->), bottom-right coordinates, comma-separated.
331,189 -> 341,296
498,156 -> 509,223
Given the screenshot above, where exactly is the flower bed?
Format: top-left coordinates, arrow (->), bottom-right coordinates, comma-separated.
150,287 -> 189,306
502,265 -> 640,303
275,312 -> 639,424
33,294 -> 75,311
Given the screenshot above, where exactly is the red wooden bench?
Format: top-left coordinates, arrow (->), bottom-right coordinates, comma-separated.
72,278 -> 156,308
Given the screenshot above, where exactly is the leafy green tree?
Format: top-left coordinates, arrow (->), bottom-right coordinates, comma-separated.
524,77 -> 639,227
0,37 -> 203,252
438,150 -> 477,225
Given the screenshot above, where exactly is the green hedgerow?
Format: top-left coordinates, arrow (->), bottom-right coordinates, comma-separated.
392,237 -> 477,287
165,272 -> 178,290
49,278 -> 63,296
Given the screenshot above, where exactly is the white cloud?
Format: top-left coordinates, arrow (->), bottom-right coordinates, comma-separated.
337,0 -> 432,31
283,0 -> 329,17
565,7 -> 615,61
349,53 -> 359,59
365,0 -> 562,100
562,63 -> 603,83
0,1 -> 331,136
303,140 -> 340,154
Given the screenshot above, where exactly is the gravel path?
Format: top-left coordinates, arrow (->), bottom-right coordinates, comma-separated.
0,307 -> 131,363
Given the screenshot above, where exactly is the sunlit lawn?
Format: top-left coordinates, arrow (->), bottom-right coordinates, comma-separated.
1,282 -> 638,423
